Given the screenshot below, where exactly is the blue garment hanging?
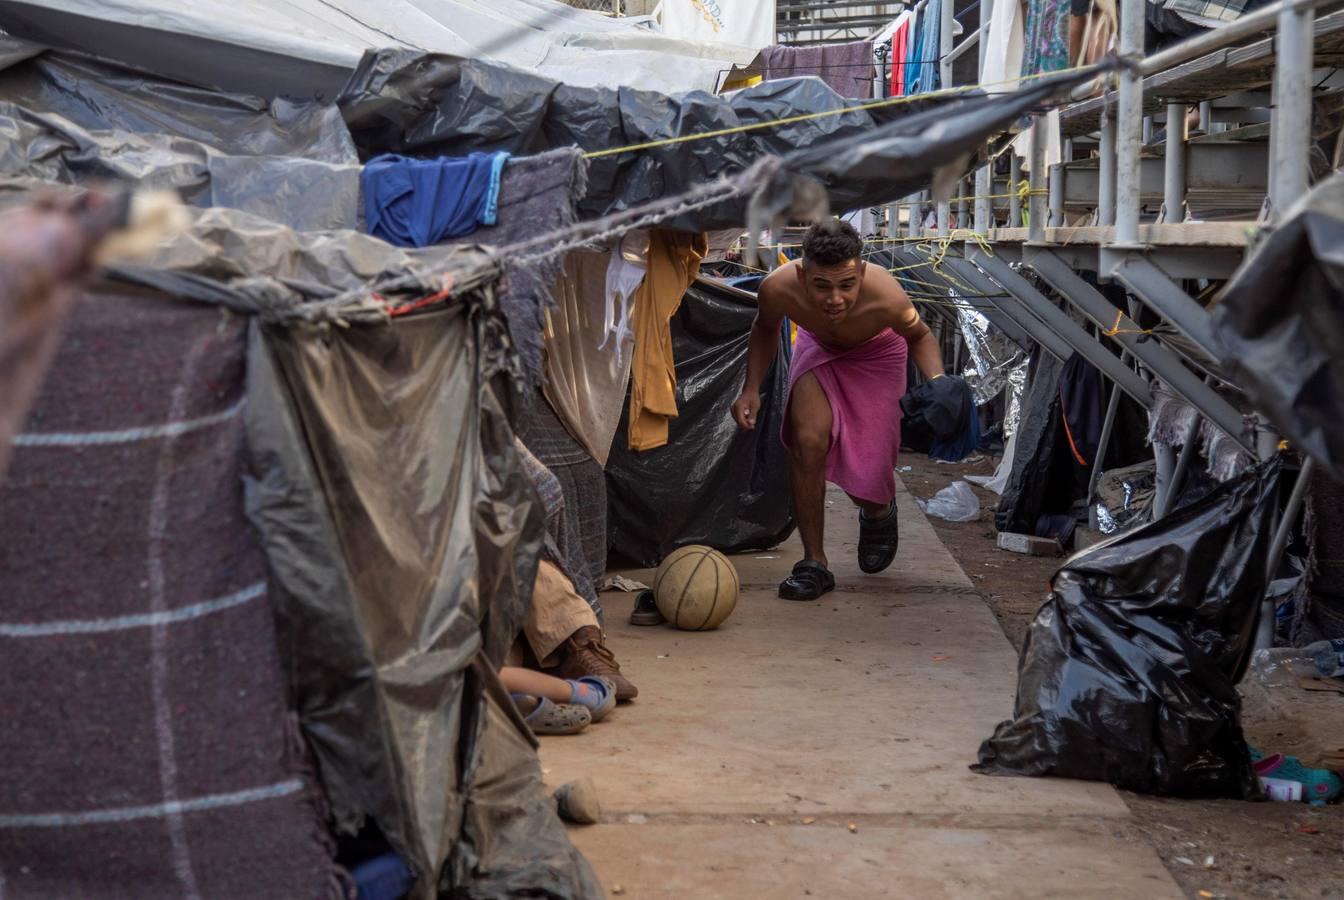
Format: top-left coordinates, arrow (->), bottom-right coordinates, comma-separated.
362,151 -> 509,247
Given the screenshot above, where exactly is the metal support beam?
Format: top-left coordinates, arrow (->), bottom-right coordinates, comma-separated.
1162,101 -> 1187,223
939,0 -> 955,88
1199,100 -> 1212,133
1027,249 -> 1255,451
1153,441 -> 1177,520
1048,164 -> 1065,228
1029,115 -> 1048,241
941,257 -> 1075,361
1270,2 -> 1315,215
1115,0 -> 1146,244
908,194 -> 922,238
1109,253 -> 1223,361
1158,414 -> 1203,518
1008,155 -> 1023,227
1099,109 -> 1117,226
968,249 -> 1155,407
957,178 -> 968,231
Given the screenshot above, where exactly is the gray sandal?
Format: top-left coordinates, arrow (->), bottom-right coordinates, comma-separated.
512,694 -> 592,735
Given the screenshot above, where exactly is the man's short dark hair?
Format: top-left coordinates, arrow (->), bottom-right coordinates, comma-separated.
801,219 -> 863,267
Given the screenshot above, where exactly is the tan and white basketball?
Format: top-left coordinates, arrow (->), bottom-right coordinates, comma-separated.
653,545 -> 740,631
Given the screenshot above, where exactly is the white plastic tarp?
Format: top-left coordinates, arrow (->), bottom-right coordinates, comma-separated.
660,0 -> 776,51
0,0 -> 758,97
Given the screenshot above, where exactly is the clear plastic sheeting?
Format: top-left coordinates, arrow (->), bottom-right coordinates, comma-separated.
917,480 -> 981,522
1003,359 -> 1028,438
1093,461 -> 1156,535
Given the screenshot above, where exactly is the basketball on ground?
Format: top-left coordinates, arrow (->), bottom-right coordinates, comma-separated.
653,545 -> 739,631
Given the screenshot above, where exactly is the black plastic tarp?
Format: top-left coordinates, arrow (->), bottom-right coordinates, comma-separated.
1213,172 -> 1344,481
337,51 -> 1112,230
607,277 -> 794,568
975,457 -> 1283,798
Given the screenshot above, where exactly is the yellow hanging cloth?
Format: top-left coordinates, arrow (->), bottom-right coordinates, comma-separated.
627,230 -> 709,451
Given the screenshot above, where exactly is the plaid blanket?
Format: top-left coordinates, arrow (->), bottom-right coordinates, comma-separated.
0,286 -> 340,898
1163,0 -> 1252,26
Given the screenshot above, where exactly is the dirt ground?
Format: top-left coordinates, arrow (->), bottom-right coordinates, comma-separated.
902,453 -> 1344,900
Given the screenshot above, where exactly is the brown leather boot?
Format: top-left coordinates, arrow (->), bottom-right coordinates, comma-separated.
553,626 -> 638,702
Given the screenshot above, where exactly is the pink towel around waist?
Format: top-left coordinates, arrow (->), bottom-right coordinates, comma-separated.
783,327 -> 909,504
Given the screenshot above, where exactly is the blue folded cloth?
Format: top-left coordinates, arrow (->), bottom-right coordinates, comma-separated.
363,151 -> 509,247
350,852 -> 414,900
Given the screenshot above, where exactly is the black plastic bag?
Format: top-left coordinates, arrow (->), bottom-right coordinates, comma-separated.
1213,172 -> 1344,481
606,278 -> 794,567
974,457 -> 1283,798
901,374 -> 970,444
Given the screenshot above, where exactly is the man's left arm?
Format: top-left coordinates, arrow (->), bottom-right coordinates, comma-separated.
888,284 -> 945,380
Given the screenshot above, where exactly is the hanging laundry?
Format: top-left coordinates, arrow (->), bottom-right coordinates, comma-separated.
628,230 -> 709,452
362,150 -> 509,247
601,231 -> 649,369
1022,0 -> 1071,77
760,40 -> 875,99
891,12 -> 911,96
900,0 -> 941,96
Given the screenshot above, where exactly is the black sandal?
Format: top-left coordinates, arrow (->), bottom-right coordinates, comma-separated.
778,559 -> 836,601
857,503 -> 899,574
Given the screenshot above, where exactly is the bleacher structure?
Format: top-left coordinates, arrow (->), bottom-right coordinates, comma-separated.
879,0 -> 1341,649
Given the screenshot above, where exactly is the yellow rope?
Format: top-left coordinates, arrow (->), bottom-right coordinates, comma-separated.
583,64 -> 1106,159
1101,309 -> 1152,337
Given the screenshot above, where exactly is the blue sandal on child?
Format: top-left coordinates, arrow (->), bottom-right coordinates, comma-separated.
566,676 -> 617,722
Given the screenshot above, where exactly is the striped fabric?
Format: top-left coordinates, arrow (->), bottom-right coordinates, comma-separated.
0,286 -> 340,899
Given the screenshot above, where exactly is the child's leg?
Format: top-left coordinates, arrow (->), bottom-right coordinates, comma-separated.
500,666 -> 572,704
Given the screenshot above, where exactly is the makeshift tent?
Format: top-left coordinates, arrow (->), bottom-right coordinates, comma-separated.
0,205 -> 600,899
0,0 -> 757,98
607,277 -> 794,567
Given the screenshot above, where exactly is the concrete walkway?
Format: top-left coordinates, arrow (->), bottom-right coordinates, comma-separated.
542,480 -> 1182,899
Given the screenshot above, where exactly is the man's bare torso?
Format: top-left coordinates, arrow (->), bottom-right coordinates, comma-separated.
758,261 -> 924,349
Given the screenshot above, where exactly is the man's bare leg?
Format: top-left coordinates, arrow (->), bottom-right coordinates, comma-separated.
846,493 -> 891,519
788,371 -> 832,568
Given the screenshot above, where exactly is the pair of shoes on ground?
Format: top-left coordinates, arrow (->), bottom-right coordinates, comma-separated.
779,503 -> 899,601
512,674 -> 617,736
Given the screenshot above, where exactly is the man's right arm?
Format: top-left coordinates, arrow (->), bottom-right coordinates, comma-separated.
731,286 -> 785,430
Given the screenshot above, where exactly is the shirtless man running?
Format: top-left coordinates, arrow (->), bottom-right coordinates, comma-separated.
730,219 -> 946,600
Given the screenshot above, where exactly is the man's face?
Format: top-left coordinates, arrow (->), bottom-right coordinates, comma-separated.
799,258 -> 864,323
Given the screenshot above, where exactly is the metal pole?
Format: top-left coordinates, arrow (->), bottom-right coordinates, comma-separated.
975,162 -> 993,233
1256,456 -> 1316,650
1157,415 -> 1202,518
1029,115 -> 1048,241
939,0 -> 954,88
957,178 -> 968,231
1008,154 -> 1023,227
1115,0 -> 1146,244
1087,384 -> 1124,530
1199,100 -> 1212,133
1099,109 -> 1117,226
1048,164 -> 1065,228
1269,2 -> 1315,216
1153,442 -> 1177,519
1162,101 -> 1188,223
1142,115 -> 1153,145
